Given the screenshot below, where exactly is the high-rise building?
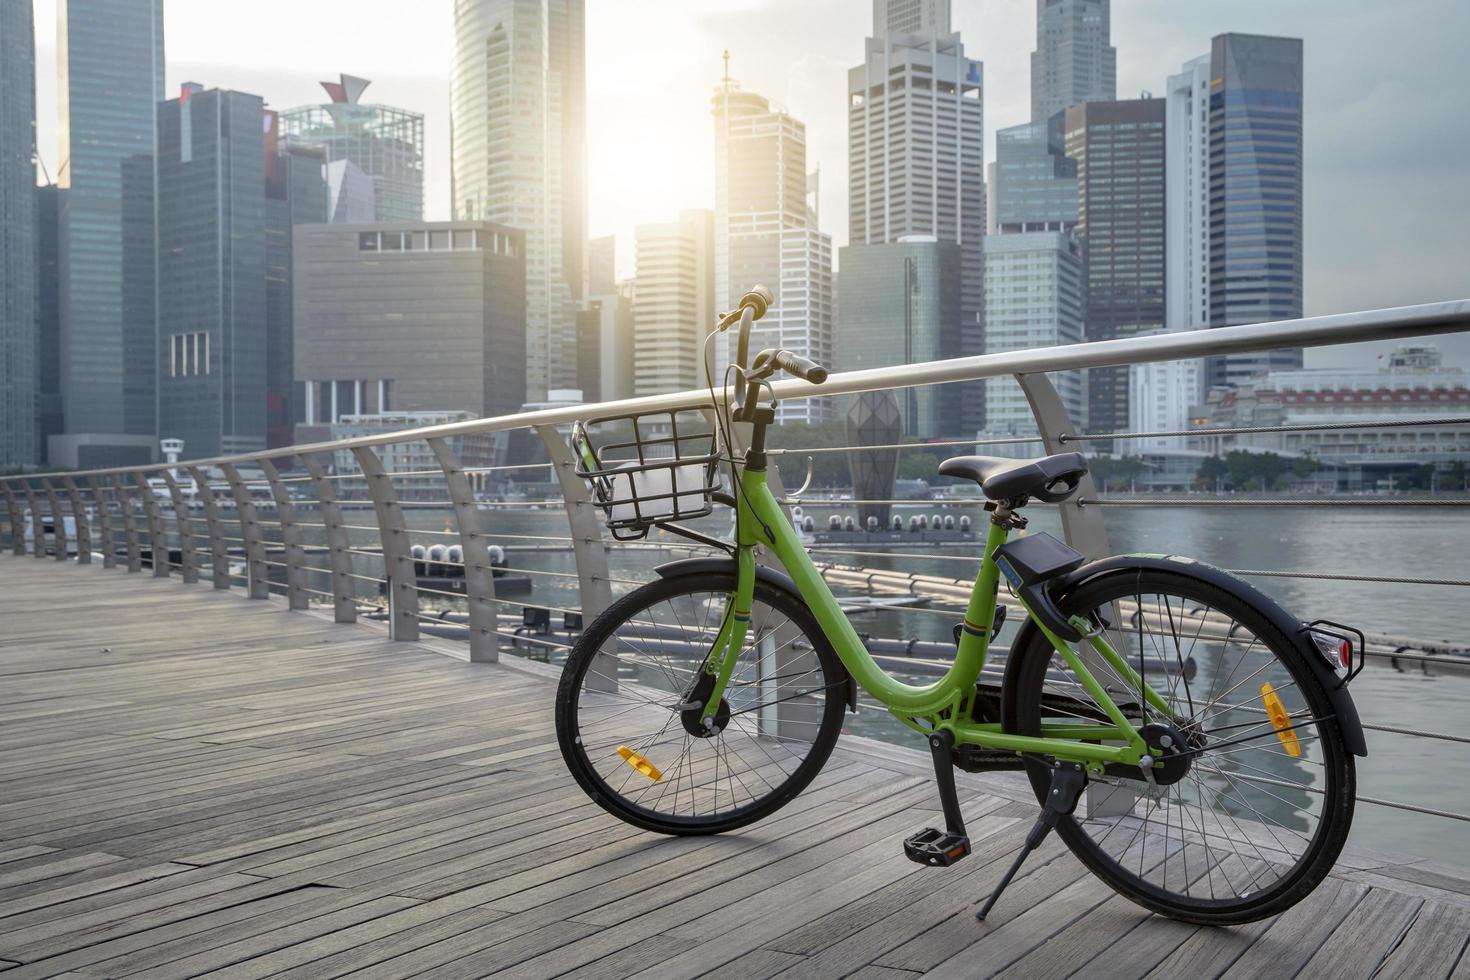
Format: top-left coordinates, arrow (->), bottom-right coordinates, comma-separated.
587,235 -> 616,294
264,114 -> 329,448
1030,0 -> 1116,122
987,117 -> 1078,233
848,1 -> 985,431
982,230 -> 1087,455
713,69 -> 833,424
52,0 -> 165,469
280,75 -> 424,223
632,210 -> 714,397
156,85 -> 270,459
293,221 -> 527,430
1,0 -> 38,469
576,285 -> 634,405
36,186 -> 64,461
325,159 -> 376,224
450,0 -> 587,400
1205,34 -> 1304,386
836,240 -> 964,439
1064,99 -> 1166,440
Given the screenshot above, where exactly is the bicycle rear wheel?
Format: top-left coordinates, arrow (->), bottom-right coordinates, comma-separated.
555,571 -> 847,835
1004,568 -> 1355,924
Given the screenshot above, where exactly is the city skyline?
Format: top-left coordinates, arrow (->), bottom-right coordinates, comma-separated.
23,0 -> 1469,372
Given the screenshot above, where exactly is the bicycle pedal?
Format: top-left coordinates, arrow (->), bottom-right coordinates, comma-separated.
903,828 -> 971,867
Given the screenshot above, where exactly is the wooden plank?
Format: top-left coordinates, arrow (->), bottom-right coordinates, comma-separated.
1375,901 -> 1470,980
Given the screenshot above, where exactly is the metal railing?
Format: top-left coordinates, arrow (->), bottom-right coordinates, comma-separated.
2,298 -> 1469,837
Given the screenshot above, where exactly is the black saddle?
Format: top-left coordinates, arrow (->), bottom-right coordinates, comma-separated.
938,452 -> 1089,503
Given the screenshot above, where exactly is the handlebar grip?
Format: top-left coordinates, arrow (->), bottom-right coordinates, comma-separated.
773,350 -> 828,384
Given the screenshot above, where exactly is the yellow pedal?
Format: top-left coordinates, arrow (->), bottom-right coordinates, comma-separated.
617,745 -> 663,782
1260,682 -> 1301,758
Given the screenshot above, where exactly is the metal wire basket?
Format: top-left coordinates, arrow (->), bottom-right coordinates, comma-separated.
571,411 -> 720,540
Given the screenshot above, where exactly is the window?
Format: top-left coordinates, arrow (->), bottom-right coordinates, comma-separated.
168,331 -> 210,377
429,229 -> 449,250
358,232 -> 378,251
452,229 -> 474,249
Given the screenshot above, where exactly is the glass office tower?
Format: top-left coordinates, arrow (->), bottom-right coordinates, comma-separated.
1,0 -> 37,468
53,0 -> 165,468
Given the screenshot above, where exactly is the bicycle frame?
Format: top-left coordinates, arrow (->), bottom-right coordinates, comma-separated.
699,462 -> 1170,772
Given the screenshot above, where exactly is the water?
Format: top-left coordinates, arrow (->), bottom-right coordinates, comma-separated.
299,501 -> 1470,868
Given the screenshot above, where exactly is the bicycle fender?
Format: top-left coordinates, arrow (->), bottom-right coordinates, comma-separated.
654,557 -> 859,713
1002,554 -> 1367,758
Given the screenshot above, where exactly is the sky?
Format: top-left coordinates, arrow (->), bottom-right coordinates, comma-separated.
29,0 -> 1470,367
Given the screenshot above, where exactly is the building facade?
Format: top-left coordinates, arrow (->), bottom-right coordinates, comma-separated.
280,74 -> 424,223
632,210 -> 715,397
52,0 -> 165,468
293,221 -> 527,431
847,2 -> 985,431
264,116 -> 329,448
981,230 -> 1087,455
1206,34 -> 1305,386
450,0 -> 587,399
1,0 -> 37,469
156,85 -> 270,459
35,186 -> 64,460
1064,98 -> 1166,440
987,117 -> 1078,234
836,240 -> 964,439
1030,0 -> 1116,122
577,284 -> 634,405
713,73 -> 833,423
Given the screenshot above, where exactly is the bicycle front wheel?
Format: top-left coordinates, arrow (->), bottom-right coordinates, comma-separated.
555,571 -> 847,835
1005,568 -> 1355,924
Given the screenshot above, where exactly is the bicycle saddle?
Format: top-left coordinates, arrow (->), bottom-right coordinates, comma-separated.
938,452 -> 1089,503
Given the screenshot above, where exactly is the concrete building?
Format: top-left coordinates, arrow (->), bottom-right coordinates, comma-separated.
1030,0 -> 1116,122
836,240 -> 964,439
987,117 -> 1077,233
1064,98 -> 1166,441
264,116 -> 329,448
450,0 -> 587,399
281,75 -> 424,222
1,0 -> 37,469
1130,349 -> 1201,452
51,0 -> 165,469
981,231 -> 1087,455
156,85 -> 270,459
632,210 -> 715,397
1205,34 -> 1305,386
1189,345 -> 1469,489
848,1 -> 985,431
293,221 -> 526,433
713,70 -> 833,423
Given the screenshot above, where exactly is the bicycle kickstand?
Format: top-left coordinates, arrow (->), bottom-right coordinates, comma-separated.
976,760 -> 1087,921
902,729 -> 972,867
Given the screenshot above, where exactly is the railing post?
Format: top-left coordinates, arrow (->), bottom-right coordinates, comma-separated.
87,476 -> 117,568
114,475 -> 142,572
301,452 -> 356,623
1015,372 -> 1112,560
42,479 -> 68,561
429,437 -> 498,662
537,424 -> 613,626
159,470 -> 197,584
62,477 -> 91,564
187,466 -> 231,589
23,480 -> 46,559
259,458 -> 308,611
132,471 -> 170,577
1,481 -> 23,555
221,463 -> 269,599
352,445 -> 418,640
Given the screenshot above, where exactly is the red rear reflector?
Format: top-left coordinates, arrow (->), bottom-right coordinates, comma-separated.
1339,640 -> 1351,669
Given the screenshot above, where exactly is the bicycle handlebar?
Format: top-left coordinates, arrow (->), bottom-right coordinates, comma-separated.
771,350 -> 828,384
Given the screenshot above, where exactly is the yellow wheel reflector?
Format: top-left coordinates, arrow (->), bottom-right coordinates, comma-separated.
1260,682 -> 1301,758
617,746 -> 663,782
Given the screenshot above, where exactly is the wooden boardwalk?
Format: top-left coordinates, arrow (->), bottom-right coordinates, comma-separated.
2,557 -> 1469,979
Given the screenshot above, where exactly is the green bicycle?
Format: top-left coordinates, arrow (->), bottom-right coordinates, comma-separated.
555,286 -> 1367,924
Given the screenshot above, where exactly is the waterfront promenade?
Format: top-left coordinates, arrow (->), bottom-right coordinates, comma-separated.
3,556 -> 1469,979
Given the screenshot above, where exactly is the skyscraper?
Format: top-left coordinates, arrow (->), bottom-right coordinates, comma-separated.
632,210 -> 714,397
713,68 -> 833,424
36,186 -> 64,461
53,0 -> 165,469
1206,34 -> 1304,386
987,116 -> 1077,233
1064,98 -> 1166,440
1,0 -> 37,469
1165,54 -> 1212,335
280,75 -> 425,222
848,1 -> 985,431
156,85 -> 270,459
450,0 -> 587,400
1030,0 -> 1116,122
265,114 -> 329,447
